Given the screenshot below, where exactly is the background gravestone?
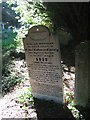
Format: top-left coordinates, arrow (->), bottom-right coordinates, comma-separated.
75,41 -> 89,107
23,25 -> 63,103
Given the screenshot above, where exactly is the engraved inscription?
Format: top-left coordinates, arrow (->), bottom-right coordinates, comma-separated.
23,25 -> 63,102
28,62 -> 61,84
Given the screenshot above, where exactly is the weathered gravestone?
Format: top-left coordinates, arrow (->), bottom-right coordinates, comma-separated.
75,41 -> 90,107
23,25 -> 63,103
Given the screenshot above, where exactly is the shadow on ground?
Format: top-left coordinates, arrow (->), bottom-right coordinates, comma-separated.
34,98 -> 75,120
75,105 -> 89,120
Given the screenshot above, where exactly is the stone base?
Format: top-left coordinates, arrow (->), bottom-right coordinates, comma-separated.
32,92 -> 63,104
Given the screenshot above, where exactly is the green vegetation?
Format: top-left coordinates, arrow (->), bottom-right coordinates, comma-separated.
2,72 -> 23,94
2,28 -> 23,94
2,30 -> 17,50
2,30 -> 16,43
64,91 -> 89,120
2,30 -> 16,75
18,87 -> 34,111
7,0 -> 53,29
65,92 -> 80,119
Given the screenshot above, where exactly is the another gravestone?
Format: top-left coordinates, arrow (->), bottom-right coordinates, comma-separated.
23,25 -> 63,103
75,41 -> 89,107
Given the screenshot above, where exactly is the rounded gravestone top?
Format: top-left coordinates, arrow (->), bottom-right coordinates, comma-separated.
28,25 -> 50,40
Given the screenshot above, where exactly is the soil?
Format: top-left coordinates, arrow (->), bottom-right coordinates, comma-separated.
0,80 -> 37,119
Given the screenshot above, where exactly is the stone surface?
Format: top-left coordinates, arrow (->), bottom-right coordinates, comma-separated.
23,25 -> 63,103
75,41 -> 89,107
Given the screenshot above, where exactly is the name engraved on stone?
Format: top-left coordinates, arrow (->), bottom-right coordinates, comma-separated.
23,25 -> 63,103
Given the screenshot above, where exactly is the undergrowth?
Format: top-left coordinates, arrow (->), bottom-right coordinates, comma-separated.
18,87 -> 34,112
65,91 -> 87,120
2,28 -> 25,95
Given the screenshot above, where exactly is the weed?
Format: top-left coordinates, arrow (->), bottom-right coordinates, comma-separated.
18,87 -> 34,111
65,91 -> 80,119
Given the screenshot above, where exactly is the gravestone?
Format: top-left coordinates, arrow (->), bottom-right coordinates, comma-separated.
75,41 -> 89,107
23,25 -> 63,103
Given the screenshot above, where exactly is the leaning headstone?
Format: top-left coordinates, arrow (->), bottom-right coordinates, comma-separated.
75,41 -> 89,107
23,25 -> 63,103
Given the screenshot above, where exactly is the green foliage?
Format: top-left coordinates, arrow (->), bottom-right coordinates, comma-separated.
2,57 -> 25,95
2,29 -> 17,50
19,87 -> 33,104
14,27 -> 28,52
18,87 -> 34,111
2,29 -> 17,76
2,73 -> 23,94
2,28 -> 25,94
65,91 -> 81,119
7,0 -> 53,29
